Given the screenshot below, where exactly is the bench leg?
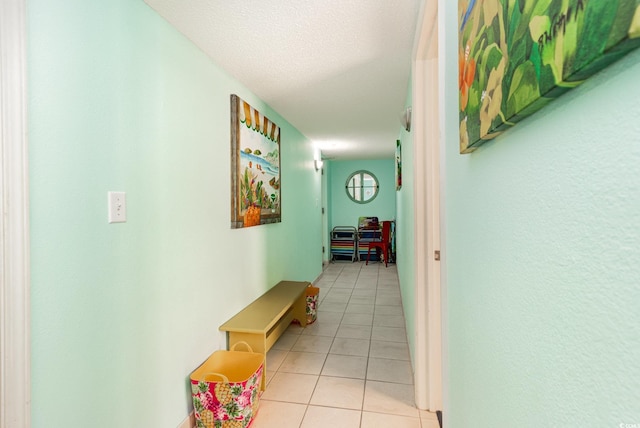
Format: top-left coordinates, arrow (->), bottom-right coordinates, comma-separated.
227,332 -> 267,391
291,292 -> 308,328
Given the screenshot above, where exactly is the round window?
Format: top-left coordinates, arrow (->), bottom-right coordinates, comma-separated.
345,170 -> 379,203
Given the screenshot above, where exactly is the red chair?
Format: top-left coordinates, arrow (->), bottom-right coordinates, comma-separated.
366,221 -> 392,267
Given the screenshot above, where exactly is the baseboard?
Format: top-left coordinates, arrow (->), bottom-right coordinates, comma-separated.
177,411 -> 195,428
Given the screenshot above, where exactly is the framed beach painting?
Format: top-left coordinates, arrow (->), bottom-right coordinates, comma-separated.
459,0 -> 640,153
396,140 -> 402,190
230,94 -> 281,228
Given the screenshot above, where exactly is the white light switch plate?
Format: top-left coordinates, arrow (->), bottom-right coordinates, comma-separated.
108,191 -> 126,223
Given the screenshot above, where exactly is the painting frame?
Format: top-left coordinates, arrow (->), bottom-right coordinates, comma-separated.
230,94 -> 282,228
395,139 -> 402,190
458,0 -> 640,154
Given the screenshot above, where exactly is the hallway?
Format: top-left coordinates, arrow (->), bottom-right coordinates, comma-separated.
253,262 -> 439,428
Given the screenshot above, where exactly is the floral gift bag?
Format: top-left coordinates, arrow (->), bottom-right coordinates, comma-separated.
190,342 -> 264,428
305,286 -> 319,325
291,285 -> 319,325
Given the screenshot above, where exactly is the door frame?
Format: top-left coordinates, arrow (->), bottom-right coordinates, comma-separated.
412,0 -> 443,412
0,0 -> 31,427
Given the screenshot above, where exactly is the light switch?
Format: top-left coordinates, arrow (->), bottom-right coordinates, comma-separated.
108,191 -> 126,223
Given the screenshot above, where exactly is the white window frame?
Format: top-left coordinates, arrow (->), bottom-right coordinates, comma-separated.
345,170 -> 379,204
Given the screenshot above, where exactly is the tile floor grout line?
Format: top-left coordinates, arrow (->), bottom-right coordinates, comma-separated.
255,262 -> 425,427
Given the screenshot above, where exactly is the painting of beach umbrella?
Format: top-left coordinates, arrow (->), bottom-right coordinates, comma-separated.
230,94 -> 281,228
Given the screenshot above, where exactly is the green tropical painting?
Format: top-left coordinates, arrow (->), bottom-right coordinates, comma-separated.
459,0 -> 640,153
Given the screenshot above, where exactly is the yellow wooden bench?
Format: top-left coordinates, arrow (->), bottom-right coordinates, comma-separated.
219,280 -> 310,389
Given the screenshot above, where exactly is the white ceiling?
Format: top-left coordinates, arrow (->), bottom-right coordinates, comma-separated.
144,0 -> 422,160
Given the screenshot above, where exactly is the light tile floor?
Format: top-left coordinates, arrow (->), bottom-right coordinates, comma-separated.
252,261 -> 440,428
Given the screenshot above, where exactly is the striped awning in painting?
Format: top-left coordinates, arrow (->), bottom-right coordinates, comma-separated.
239,100 -> 280,144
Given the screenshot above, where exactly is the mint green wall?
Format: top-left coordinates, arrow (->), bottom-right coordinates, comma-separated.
396,86 -> 416,364
442,2 -> 640,426
28,1 -> 322,426
328,159 -> 396,229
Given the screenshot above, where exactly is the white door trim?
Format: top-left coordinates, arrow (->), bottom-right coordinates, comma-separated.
0,0 -> 31,427
412,0 -> 442,412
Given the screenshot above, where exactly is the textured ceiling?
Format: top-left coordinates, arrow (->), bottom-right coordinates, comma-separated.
144,0 -> 421,160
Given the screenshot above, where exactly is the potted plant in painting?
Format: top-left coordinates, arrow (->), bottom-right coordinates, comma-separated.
241,168 -> 263,227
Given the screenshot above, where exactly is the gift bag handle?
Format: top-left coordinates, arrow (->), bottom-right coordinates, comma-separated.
230,341 -> 254,353
201,372 -> 229,383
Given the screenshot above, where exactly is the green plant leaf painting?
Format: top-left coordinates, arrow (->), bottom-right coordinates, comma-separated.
459,0 -> 640,153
